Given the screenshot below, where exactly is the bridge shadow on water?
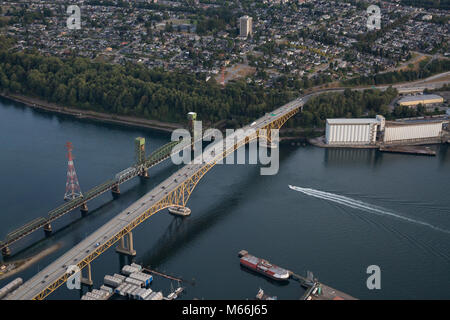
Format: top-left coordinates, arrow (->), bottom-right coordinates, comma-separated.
138,145 -> 300,270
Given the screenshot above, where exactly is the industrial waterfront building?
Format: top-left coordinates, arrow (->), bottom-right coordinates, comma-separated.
325,115 -> 447,146
397,94 -> 444,107
239,16 -> 253,38
383,121 -> 444,144
325,116 -> 385,145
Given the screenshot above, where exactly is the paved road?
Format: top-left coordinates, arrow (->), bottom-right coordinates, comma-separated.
5,76 -> 450,300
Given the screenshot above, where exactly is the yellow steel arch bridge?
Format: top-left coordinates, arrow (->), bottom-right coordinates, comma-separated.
8,97 -> 304,300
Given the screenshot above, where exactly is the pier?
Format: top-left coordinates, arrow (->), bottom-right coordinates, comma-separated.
289,270 -> 357,300
143,267 -> 194,286
379,145 -> 437,156
239,250 -> 357,300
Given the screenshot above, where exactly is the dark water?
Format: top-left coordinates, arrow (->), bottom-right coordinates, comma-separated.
0,97 -> 449,300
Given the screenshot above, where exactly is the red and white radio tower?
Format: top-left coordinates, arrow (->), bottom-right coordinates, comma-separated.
64,142 -> 83,201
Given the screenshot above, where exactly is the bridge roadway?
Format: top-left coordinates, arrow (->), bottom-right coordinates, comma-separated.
6,77 -> 450,300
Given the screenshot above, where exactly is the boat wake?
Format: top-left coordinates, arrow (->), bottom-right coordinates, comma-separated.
288,185 -> 450,235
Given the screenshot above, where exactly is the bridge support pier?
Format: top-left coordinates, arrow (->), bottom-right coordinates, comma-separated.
43,223 -> 52,235
80,262 -> 93,287
112,184 -> 120,198
139,169 -> 149,179
116,232 -> 136,256
80,202 -> 89,216
1,246 -> 11,257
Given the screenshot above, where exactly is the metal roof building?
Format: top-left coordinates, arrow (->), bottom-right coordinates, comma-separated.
325,116 -> 384,145
398,94 -> 444,107
383,120 -> 444,143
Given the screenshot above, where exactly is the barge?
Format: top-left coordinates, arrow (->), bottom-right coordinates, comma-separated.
238,250 -> 289,281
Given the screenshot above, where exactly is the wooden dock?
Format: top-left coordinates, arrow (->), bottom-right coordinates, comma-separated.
143,267 -> 195,286
288,270 -> 357,300
303,283 -> 358,301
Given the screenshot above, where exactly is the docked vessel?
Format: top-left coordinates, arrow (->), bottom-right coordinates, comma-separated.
168,206 -> 191,217
256,288 -> 277,300
238,250 -> 289,281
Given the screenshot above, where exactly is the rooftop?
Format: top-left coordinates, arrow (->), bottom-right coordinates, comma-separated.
326,118 -> 380,125
398,94 -> 443,103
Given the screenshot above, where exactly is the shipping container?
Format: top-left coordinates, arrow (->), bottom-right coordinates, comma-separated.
113,273 -> 126,281
100,285 -> 113,294
104,275 -> 123,288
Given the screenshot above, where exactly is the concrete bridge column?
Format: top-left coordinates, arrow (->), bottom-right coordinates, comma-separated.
43,223 -> 52,235
80,202 -> 89,216
112,184 -> 121,198
139,169 -> 149,179
1,246 -> 11,257
116,232 -> 136,256
81,263 -> 93,286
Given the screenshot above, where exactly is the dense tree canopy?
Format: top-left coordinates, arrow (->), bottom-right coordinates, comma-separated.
0,49 -> 294,127
292,88 -> 398,128
0,46 -> 445,131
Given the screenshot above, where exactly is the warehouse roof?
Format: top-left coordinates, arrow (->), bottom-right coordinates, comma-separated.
327,118 -> 379,125
398,94 -> 443,103
386,119 -> 445,126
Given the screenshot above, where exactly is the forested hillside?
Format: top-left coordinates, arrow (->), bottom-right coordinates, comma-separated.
0,49 -> 294,128
0,46 -> 445,131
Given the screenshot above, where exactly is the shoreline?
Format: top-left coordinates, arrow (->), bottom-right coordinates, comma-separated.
308,135 -> 447,149
0,92 -> 184,134
0,243 -> 62,281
